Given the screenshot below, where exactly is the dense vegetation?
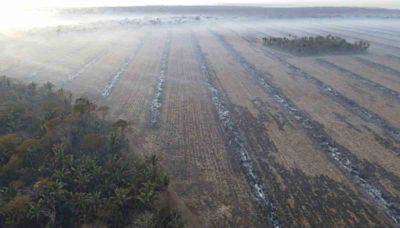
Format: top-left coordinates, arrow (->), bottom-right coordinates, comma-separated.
0,76 -> 184,227
262,34 -> 370,56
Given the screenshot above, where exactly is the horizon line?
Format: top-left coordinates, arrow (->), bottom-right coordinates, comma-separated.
31,4 -> 400,10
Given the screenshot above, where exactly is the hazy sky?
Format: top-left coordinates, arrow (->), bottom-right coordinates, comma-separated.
4,0 -> 400,8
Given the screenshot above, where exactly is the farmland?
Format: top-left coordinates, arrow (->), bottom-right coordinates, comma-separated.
1,6 -> 400,227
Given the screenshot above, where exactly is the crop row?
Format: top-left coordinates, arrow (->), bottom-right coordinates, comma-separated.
150,32 -> 171,127
191,32 -> 281,228
101,32 -> 149,97
211,30 -> 400,223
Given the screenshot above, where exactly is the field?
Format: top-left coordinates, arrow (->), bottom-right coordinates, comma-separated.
1,7 -> 400,227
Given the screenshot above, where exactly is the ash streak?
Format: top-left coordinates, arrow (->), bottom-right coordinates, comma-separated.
191,32 -> 281,228
101,32 -> 149,98
150,32 -> 171,127
212,30 -> 400,224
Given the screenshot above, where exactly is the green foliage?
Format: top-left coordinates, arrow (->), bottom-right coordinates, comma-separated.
0,77 -> 184,228
262,34 -> 370,56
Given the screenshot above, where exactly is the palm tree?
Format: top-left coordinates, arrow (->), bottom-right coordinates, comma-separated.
138,182 -> 157,208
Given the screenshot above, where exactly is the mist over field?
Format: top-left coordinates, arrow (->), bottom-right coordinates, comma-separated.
1,5 -> 400,227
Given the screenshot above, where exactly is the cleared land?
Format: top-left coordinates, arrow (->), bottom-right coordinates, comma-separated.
1,13 -> 400,227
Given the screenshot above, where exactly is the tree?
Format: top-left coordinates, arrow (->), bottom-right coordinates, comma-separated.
263,34 -> 370,56
44,82 -> 54,94
113,119 -> 128,131
0,78 -> 184,227
80,134 -> 104,151
74,98 -> 96,115
97,106 -> 110,121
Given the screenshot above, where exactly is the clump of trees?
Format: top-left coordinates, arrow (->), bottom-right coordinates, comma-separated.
262,34 -> 370,56
0,76 -> 184,227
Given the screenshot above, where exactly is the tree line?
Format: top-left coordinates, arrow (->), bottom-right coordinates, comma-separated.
262,34 -> 370,56
0,76 -> 184,227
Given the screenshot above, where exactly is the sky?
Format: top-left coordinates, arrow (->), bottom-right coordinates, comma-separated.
0,0 -> 399,29
3,0 -> 400,9
0,0 -> 398,30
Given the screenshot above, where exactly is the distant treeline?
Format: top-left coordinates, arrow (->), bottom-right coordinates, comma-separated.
58,6 -> 400,19
0,77 -> 184,227
262,34 -> 370,56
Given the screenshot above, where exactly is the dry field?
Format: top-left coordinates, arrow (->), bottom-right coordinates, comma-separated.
1,15 -> 400,227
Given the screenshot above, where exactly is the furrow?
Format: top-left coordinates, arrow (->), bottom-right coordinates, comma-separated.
25,42 -> 90,82
210,30 -> 400,224
101,33 -> 149,98
329,26 -> 400,45
386,54 -> 400,63
150,32 -> 171,127
352,27 -> 400,38
354,57 -> 400,79
232,29 -> 400,143
66,46 -> 112,82
59,45 -> 114,88
191,32 -> 281,228
316,58 -> 400,102
312,27 -> 400,52
270,25 -> 400,53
